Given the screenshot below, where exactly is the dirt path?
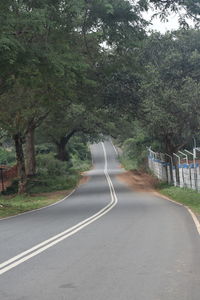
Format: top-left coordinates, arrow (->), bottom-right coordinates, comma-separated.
117,170 -> 159,193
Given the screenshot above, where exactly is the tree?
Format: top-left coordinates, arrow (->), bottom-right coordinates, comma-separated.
0,0 -> 83,191
140,0 -> 200,26
140,30 -> 200,155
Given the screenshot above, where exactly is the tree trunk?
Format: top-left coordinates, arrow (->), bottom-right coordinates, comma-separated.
13,133 -> 27,194
56,137 -> 70,161
25,126 -> 36,176
55,130 -> 77,161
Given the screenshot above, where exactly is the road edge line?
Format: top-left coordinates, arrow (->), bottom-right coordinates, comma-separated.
0,189 -> 76,222
0,142 -> 118,275
154,192 -> 200,236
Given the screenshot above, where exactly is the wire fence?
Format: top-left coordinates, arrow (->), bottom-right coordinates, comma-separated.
148,147 -> 200,192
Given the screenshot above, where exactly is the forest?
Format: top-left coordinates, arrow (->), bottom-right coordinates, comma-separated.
0,0 -> 200,195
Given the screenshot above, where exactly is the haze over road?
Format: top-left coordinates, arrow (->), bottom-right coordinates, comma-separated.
0,141 -> 200,299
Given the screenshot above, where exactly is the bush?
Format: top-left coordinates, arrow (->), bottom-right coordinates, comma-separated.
67,136 -> 91,171
121,138 -> 147,170
36,143 -> 56,155
0,148 -> 16,165
36,153 -> 69,177
68,137 -> 91,161
3,139 -> 92,195
26,174 -> 79,194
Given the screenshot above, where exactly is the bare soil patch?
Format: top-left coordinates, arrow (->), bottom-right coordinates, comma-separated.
79,174 -> 90,185
117,170 -> 159,193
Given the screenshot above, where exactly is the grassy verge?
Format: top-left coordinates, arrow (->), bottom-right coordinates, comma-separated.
157,182 -> 200,215
0,190 -> 72,219
0,162 -> 91,219
26,173 -> 80,194
0,139 -> 92,219
0,167 -> 91,219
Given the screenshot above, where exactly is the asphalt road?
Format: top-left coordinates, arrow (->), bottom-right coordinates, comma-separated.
0,141 -> 200,300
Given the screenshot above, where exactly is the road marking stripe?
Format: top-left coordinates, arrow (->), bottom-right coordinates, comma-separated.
110,139 -> 118,155
0,143 -> 118,275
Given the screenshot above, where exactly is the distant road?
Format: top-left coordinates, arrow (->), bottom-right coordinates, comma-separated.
0,141 -> 200,299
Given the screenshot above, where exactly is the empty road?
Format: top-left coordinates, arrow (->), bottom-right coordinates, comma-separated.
0,141 -> 200,299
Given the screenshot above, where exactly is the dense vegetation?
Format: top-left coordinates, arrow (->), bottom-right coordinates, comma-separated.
0,0 -> 200,194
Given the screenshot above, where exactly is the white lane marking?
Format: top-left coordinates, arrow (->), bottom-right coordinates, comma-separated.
110,139 -> 118,155
0,190 -> 75,222
0,143 -> 118,275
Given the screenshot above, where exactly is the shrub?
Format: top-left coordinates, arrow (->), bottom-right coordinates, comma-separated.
67,137 -> 91,171
36,153 -> 68,177
35,143 -> 55,155
26,174 -> 79,194
121,138 -> 147,170
0,148 -> 16,165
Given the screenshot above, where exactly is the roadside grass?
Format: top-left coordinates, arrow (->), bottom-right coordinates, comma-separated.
0,191 -> 71,219
26,173 -> 79,194
157,182 -> 200,215
0,139 -> 92,219
0,163 -> 91,219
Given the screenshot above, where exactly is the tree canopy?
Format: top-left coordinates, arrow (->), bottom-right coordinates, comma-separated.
0,0 -> 200,193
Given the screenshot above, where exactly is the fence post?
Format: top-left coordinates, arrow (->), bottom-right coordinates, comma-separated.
165,153 -> 173,184
185,149 -> 197,191
0,167 -> 4,193
173,153 -> 181,187
194,148 -> 200,191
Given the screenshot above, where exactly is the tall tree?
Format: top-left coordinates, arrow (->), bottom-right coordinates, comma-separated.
140,29 -> 200,155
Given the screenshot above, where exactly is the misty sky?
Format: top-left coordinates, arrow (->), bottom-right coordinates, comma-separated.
143,9 -> 195,33
146,13 -> 180,33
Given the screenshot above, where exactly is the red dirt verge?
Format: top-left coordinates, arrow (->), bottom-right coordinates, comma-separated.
117,170 -> 159,193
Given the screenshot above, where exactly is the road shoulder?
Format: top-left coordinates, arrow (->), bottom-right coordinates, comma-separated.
117,170 -> 200,235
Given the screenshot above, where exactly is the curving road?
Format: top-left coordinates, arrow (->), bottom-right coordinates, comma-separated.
0,141 -> 200,299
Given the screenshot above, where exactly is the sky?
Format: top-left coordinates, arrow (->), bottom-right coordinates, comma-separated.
142,9 -> 195,34
145,13 -> 181,33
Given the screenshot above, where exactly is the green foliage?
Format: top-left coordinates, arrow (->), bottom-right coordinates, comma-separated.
120,131 -> 147,170
158,185 -> 200,214
1,0 -> 200,193
67,137 -> 91,171
36,153 -> 69,177
121,137 -> 147,170
148,0 -> 200,26
0,148 -> 16,165
26,174 -> 78,194
26,138 -> 91,193
119,119 -> 162,170
140,29 -> 200,154
0,193 -> 69,219
36,143 -> 56,154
